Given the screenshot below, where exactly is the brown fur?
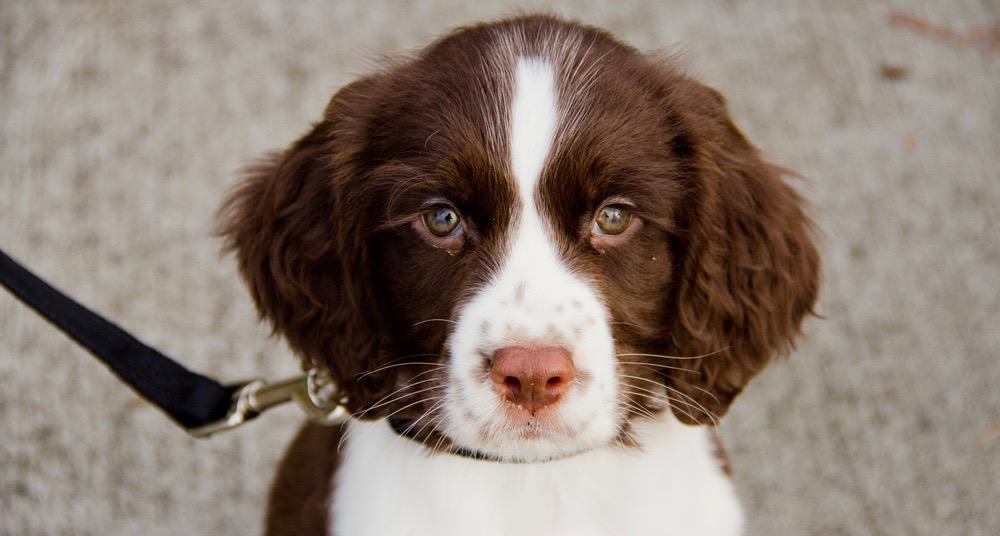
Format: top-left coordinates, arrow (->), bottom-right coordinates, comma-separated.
264,424 -> 344,535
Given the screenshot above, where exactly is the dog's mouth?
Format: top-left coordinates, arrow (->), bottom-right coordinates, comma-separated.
509,419 -> 570,440
487,413 -> 581,444
431,383 -> 621,463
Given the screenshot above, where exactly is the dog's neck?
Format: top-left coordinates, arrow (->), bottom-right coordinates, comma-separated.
331,413 -> 744,536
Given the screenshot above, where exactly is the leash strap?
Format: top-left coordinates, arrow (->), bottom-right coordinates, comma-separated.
0,247 -> 238,430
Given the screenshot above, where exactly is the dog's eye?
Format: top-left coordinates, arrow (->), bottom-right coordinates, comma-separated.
423,207 -> 462,237
594,206 -> 632,235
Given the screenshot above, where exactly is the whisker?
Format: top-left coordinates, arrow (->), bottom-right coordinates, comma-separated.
403,399 -> 448,438
617,361 -> 699,374
413,410 -> 447,442
618,399 -> 657,420
623,380 -> 718,425
666,401 -> 708,427
670,382 -> 722,405
431,419 -> 450,454
422,388 -> 471,453
663,384 -> 720,425
623,388 -> 707,427
404,366 -> 448,383
620,374 -> 672,390
412,318 -> 458,326
358,376 -> 442,416
336,423 -> 354,454
356,360 -> 445,380
618,364 -> 720,406
622,384 -> 668,400
380,396 -> 445,424
621,386 -> 717,428
612,420 -> 641,448
616,347 -> 730,361
358,384 -> 443,416
621,375 -> 720,426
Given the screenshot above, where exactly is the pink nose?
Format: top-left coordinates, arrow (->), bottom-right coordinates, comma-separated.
489,346 -> 576,412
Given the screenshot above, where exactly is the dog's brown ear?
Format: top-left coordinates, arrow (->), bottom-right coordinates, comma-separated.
665,82 -> 820,425
217,116 -> 383,414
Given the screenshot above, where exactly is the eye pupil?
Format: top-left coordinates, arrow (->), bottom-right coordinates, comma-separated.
596,206 -> 631,235
424,207 -> 461,237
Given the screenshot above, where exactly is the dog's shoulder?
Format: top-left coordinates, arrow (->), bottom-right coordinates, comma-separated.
264,422 -> 344,536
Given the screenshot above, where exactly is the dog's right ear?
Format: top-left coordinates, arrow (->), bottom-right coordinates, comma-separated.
661,80 -> 820,425
217,116 -> 383,412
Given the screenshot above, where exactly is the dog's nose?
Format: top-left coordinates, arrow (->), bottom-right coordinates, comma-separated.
489,346 -> 576,412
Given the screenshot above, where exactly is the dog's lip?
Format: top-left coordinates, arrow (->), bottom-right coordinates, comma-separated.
503,420 -> 565,440
436,408 -> 613,463
500,401 -> 564,423
476,408 -> 600,445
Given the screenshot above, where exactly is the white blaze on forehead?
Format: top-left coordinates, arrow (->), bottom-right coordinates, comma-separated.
502,56 -> 568,315
510,57 -> 558,200
503,56 -> 563,285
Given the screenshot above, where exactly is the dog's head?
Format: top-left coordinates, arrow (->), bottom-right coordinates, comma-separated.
219,15 -> 819,462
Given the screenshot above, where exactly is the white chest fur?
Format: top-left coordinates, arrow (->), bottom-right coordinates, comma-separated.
331,414 -> 743,536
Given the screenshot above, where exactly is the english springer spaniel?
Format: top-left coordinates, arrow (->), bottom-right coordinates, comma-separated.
219,14 -> 819,536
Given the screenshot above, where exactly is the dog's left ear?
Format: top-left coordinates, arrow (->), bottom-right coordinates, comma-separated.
664,80 -> 821,425
216,77 -> 393,415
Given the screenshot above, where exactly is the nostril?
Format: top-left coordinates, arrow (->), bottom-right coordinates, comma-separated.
503,376 -> 521,392
545,376 -> 562,388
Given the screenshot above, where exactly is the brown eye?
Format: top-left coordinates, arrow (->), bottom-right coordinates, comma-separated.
423,207 -> 462,237
594,206 -> 632,235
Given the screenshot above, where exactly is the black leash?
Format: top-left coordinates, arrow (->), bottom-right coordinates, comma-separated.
0,246 -> 349,437
0,247 -> 240,430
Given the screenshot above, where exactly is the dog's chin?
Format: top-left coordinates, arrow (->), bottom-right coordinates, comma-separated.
439,408 -> 621,463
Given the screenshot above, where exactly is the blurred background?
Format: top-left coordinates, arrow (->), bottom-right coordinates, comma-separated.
1,1 -> 997,535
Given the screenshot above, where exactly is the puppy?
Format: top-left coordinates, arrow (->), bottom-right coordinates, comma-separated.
219,14 -> 819,536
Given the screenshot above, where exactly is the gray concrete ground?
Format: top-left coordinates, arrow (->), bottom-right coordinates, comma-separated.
1,1 -> 998,535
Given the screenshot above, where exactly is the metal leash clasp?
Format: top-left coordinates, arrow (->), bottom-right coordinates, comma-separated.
190,369 -> 347,438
